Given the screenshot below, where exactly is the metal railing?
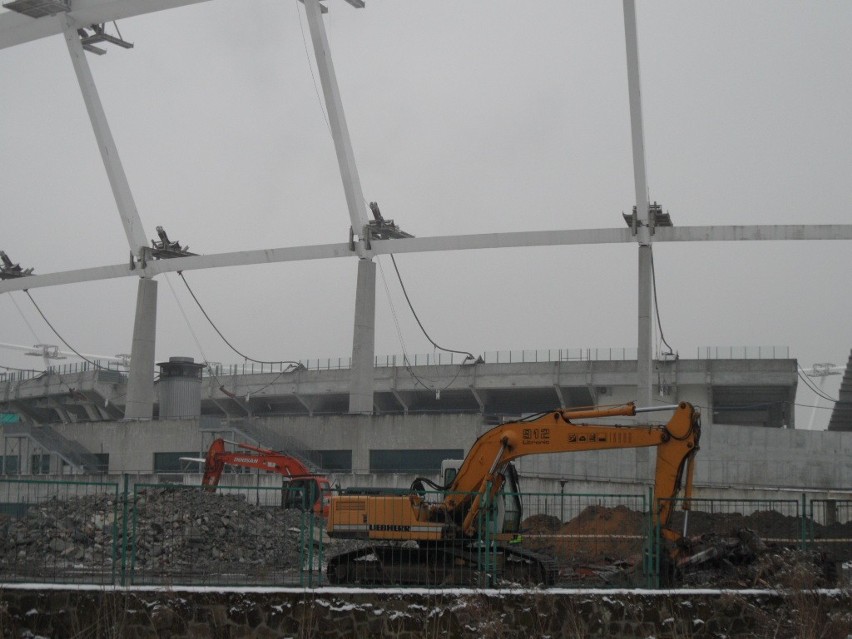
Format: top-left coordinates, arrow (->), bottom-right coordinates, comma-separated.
0,361 -> 127,383
695,346 -> 790,360
205,345 -> 792,376
0,346 -> 792,383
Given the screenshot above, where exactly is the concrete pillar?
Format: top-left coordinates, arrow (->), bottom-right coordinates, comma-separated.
349,259 -> 376,414
636,245 -> 654,478
637,244 -> 654,406
124,278 -> 158,420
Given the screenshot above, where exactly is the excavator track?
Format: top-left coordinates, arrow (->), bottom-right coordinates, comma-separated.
499,545 -> 559,586
326,543 -> 557,587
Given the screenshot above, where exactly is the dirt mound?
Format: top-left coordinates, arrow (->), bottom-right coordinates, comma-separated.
520,505 -> 645,565
520,514 -> 561,534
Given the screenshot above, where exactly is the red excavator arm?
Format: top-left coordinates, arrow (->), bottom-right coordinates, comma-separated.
201,438 -> 331,517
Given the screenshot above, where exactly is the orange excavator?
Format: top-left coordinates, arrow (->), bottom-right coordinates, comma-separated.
201,438 -> 332,517
326,401 -> 700,585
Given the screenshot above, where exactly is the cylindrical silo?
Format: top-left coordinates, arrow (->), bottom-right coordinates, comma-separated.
157,356 -> 204,419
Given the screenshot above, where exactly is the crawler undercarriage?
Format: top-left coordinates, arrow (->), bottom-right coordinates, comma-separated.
327,542 -> 558,587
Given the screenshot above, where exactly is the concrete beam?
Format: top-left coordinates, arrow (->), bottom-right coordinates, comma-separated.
391,389 -> 409,414
293,392 -> 314,417
469,387 -> 486,413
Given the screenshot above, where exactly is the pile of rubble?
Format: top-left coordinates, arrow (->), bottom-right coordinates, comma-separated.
0,488 -> 319,582
0,492 -> 118,577
132,488 -> 315,581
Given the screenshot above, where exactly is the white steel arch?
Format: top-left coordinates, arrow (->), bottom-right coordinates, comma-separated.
1,224 -> 851,295
0,0 -> 212,50
2,1 -> 852,417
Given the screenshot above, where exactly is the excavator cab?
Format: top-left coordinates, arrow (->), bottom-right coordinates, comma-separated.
282,478 -> 331,517
440,459 -> 522,536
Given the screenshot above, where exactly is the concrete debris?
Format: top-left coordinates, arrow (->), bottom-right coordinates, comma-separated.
0,488 -> 324,583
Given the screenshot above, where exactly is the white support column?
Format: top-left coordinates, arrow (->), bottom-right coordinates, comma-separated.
623,0 -> 653,407
302,0 -> 369,234
302,0 -> 376,413
65,17 -> 158,419
349,259 -> 375,414
124,278 -> 157,420
62,16 -> 147,257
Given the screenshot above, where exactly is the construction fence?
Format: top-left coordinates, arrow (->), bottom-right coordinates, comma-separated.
0,478 -> 849,588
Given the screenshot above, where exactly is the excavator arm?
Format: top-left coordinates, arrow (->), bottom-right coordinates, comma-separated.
202,438 -> 319,488
435,402 -> 700,537
200,438 -> 332,517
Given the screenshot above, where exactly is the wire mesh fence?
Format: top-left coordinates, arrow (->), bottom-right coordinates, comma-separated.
0,478 -> 120,584
664,497 -> 804,546
809,499 -> 852,577
128,483 -> 319,587
1,480 -> 851,588
506,492 -> 650,587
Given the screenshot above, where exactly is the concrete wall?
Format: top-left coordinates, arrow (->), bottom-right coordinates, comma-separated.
5,411 -> 851,494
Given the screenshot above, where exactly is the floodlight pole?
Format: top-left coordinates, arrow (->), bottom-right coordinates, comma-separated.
302,0 -> 374,414
623,0 -> 654,409
64,16 -> 156,419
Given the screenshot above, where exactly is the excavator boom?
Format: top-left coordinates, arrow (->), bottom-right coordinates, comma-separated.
201,438 -> 331,517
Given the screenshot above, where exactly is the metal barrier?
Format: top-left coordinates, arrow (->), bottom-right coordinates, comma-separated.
2,482 -> 851,588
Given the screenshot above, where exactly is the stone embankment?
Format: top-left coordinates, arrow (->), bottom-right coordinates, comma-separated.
1,587 -> 851,638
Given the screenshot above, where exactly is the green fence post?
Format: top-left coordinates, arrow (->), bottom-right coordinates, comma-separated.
307,486 -> 315,587
317,485 -> 326,587
111,480 -> 120,586
120,474 -> 129,586
298,487 -> 307,587
801,493 -> 807,551
484,481 -> 495,588
648,486 -> 658,589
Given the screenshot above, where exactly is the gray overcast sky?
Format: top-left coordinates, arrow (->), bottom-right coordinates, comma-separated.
1,1 -> 850,427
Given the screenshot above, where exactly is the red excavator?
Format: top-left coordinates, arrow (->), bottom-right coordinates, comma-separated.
201,438 -> 331,517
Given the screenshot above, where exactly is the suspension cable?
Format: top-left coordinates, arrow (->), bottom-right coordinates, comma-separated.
24,290 -> 104,369
389,254 -> 476,362
649,247 -> 675,357
177,272 -> 302,368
